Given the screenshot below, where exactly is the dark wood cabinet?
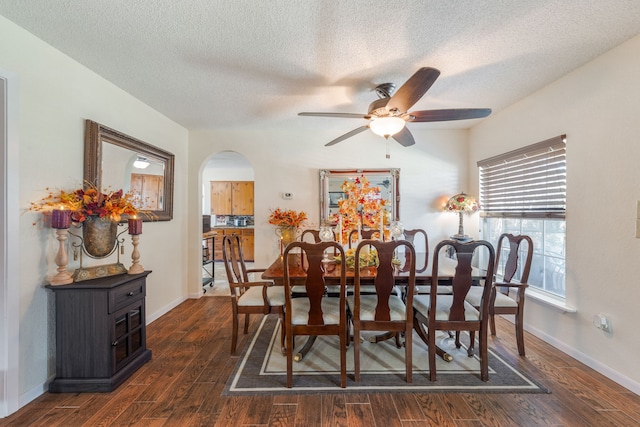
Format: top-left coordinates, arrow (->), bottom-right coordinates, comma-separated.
46,272 -> 152,392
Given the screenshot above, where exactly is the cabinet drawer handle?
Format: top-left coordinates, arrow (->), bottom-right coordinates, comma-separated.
112,340 -> 119,347
127,292 -> 134,296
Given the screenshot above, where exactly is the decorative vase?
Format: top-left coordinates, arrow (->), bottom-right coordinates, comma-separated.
82,215 -> 118,258
276,226 -> 299,248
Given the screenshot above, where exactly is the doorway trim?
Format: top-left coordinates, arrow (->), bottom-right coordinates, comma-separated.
1,69 -> 20,417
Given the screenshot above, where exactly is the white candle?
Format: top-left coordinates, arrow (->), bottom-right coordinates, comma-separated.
338,216 -> 343,245
379,211 -> 384,241
357,221 -> 362,243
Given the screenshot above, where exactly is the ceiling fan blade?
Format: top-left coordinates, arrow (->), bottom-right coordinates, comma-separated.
406,108 -> 492,122
386,67 -> 440,113
392,127 -> 415,147
299,112 -> 370,119
325,125 -> 369,146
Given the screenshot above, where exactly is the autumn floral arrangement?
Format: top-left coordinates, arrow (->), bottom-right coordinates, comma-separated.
29,183 -> 141,224
332,174 -> 387,243
268,208 -> 308,228
334,247 -> 379,269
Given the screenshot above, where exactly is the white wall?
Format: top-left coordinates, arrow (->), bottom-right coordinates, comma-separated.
469,34 -> 640,392
188,127 -> 470,296
0,16 -> 189,407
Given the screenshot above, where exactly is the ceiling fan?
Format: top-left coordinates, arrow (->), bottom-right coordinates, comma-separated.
298,67 -> 491,151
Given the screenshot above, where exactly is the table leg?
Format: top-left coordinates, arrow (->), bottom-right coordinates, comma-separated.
412,322 -> 453,362
293,335 -> 317,362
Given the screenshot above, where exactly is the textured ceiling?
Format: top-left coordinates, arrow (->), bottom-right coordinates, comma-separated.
2,0 -> 640,135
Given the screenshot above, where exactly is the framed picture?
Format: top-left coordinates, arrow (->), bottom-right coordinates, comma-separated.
328,191 -> 345,208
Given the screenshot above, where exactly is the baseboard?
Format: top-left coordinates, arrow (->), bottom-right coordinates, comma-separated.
146,295 -> 188,324
19,380 -> 48,410
521,320 -> 640,395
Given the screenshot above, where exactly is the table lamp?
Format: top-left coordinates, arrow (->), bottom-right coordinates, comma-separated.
445,192 -> 479,242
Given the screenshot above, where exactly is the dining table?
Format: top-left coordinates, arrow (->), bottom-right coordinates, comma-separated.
261,251 -> 487,362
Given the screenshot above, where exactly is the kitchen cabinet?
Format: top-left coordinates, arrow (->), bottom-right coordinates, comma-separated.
213,227 -> 254,261
210,181 -> 253,216
131,173 -> 164,210
45,272 -> 152,392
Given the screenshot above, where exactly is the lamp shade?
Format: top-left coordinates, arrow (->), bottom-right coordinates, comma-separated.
445,192 -> 479,241
445,192 -> 479,213
369,116 -> 405,137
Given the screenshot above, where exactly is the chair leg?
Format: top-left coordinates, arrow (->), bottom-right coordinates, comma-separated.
405,326 -> 412,383
243,313 -> 250,334
515,309 -> 526,356
279,314 -> 286,355
231,306 -> 239,354
286,329 -> 294,388
455,331 -> 461,348
354,323 -> 361,382
479,325 -> 489,381
428,327 -> 436,382
467,331 -> 476,357
489,313 -> 497,336
340,329 -> 347,388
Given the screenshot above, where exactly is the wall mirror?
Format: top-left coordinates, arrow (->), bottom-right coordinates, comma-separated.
84,119 -> 175,221
319,168 -> 400,224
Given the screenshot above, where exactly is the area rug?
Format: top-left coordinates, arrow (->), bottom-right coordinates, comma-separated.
223,315 -> 549,395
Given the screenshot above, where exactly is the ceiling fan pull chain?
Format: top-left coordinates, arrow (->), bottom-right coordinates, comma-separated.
386,138 -> 391,159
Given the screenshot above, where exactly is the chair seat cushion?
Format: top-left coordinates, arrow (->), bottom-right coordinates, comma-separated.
266,286 -> 285,306
347,294 -> 407,321
237,286 -> 268,307
415,285 -> 453,294
238,286 -> 285,307
290,296 -> 342,325
413,294 -> 479,321
466,286 -> 518,308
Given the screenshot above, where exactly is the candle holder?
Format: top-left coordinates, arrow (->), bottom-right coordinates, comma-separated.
128,234 -> 144,274
50,228 -> 74,285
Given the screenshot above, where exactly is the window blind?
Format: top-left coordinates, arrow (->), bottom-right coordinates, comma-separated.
477,135 -> 566,218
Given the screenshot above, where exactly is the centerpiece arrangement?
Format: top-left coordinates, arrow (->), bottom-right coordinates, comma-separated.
30,184 -> 142,255
30,183 -> 149,283
268,208 -> 308,249
333,247 -> 379,270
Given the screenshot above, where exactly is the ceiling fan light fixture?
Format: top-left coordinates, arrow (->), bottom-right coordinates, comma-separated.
133,156 -> 150,169
369,116 -> 405,138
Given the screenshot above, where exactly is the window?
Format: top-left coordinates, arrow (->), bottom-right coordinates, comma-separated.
478,135 -> 566,298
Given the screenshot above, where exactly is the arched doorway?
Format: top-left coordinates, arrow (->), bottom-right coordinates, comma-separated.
200,151 -> 254,295
1,70 -> 20,417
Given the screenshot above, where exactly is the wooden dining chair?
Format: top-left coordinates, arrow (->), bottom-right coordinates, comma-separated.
283,241 -> 348,388
222,235 -> 285,355
413,239 -> 495,381
348,239 -> 416,383
300,229 -> 322,243
348,228 -> 381,247
464,233 -> 533,356
402,228 -> 429,273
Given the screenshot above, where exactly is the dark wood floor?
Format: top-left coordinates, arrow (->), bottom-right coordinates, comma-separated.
2,296 -> 640,426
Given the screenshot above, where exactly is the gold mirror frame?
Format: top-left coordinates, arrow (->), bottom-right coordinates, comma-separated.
84,119 -> 175,221
319,168 -> 400,224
